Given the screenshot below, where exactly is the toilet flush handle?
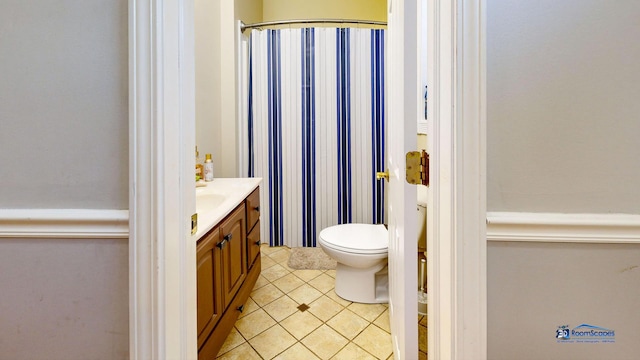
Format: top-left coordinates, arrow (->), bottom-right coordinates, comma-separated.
376,170 -> 389,182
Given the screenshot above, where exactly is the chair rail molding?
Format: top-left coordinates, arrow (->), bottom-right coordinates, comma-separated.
0,209 -> 128,239
487,212 -> 640,244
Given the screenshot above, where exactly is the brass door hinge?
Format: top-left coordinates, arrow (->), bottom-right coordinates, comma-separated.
406,150 -> 429,186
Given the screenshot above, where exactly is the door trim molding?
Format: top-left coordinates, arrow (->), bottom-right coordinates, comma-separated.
428,0 -> 487,358
129,0 -> 196,359
0,209 -> 128,239
487,212 -> 640,244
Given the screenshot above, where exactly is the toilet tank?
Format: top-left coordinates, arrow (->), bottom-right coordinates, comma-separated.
417,185 -> 428,251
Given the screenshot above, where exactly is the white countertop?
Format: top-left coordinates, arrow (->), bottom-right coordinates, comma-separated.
194,177 -> 262,240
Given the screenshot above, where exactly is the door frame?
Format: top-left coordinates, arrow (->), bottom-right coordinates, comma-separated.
427,0 -> 486,358
129,0 -> 197,358
128,0 -> 487,358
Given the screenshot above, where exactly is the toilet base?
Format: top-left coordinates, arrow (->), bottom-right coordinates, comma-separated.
418,291 -> 428,315
334,261 -> 388,304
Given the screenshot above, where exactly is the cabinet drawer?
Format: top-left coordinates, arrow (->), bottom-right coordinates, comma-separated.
247,221 -> 260,269
246,188 -> 260,232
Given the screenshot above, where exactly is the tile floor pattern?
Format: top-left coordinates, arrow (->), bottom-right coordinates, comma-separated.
215,245 -> 427,360
419,314 -> 427,360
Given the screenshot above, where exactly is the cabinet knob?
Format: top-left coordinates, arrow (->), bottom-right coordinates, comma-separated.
236,304 -> 244,313
223,233 -> 233,242
254,206 -> 260,212
216,239 -> 227,249
255,240 -> 261,246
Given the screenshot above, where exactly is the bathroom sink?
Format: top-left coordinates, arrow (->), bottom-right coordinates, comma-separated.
196,193 -> 226,213
195,187 -> 209,195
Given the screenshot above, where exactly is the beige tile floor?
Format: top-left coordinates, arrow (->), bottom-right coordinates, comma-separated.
216,245 -> 427,360
419,314 -> 427,359
218,245 -> 427,360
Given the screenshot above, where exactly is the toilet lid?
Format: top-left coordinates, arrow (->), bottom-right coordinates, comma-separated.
319,224 -> 388,254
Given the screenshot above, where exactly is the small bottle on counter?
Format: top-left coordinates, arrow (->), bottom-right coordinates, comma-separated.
195,147 -> 204,181
204,153 -> 214,181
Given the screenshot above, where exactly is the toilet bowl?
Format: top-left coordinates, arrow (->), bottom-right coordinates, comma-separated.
318,224 -> 389,304
319,186 -> 429,304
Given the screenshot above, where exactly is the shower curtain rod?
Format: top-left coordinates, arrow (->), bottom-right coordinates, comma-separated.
240,19 -> 387,31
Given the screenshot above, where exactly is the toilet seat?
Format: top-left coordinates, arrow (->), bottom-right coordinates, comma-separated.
319,224 -> 388,255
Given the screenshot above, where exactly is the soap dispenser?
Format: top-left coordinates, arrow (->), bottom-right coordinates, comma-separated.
204,154 -> 214,182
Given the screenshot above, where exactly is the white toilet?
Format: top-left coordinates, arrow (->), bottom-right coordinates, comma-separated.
318,223 -> 389,303
318,185 -> 428,304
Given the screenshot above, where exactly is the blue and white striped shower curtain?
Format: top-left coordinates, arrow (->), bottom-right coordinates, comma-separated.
248,27 -> 386,248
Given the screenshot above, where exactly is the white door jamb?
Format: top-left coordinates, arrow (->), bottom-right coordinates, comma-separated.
129,0 -> 197,358
427,0 -> 487,358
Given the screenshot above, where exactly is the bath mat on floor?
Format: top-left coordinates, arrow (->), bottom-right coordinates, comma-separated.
287,247 -> 337,270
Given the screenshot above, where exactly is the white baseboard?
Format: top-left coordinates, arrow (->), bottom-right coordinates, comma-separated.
0,209 -> 129,239
487,212 -> 640,244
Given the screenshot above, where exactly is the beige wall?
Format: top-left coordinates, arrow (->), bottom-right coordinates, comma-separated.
236,0 -> 263,23
195,0 -> 222,171
487,1 -> 640,358
263,0 -> 386,22
196,0 -> 262,177
0,1 -> 129,358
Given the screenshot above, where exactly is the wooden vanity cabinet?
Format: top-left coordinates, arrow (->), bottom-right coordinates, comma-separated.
197,188 -> 261,360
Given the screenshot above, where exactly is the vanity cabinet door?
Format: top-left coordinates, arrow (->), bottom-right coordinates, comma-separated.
219,204 -> 247,308
196,227 -> 222,349
247,221 -> 261,269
